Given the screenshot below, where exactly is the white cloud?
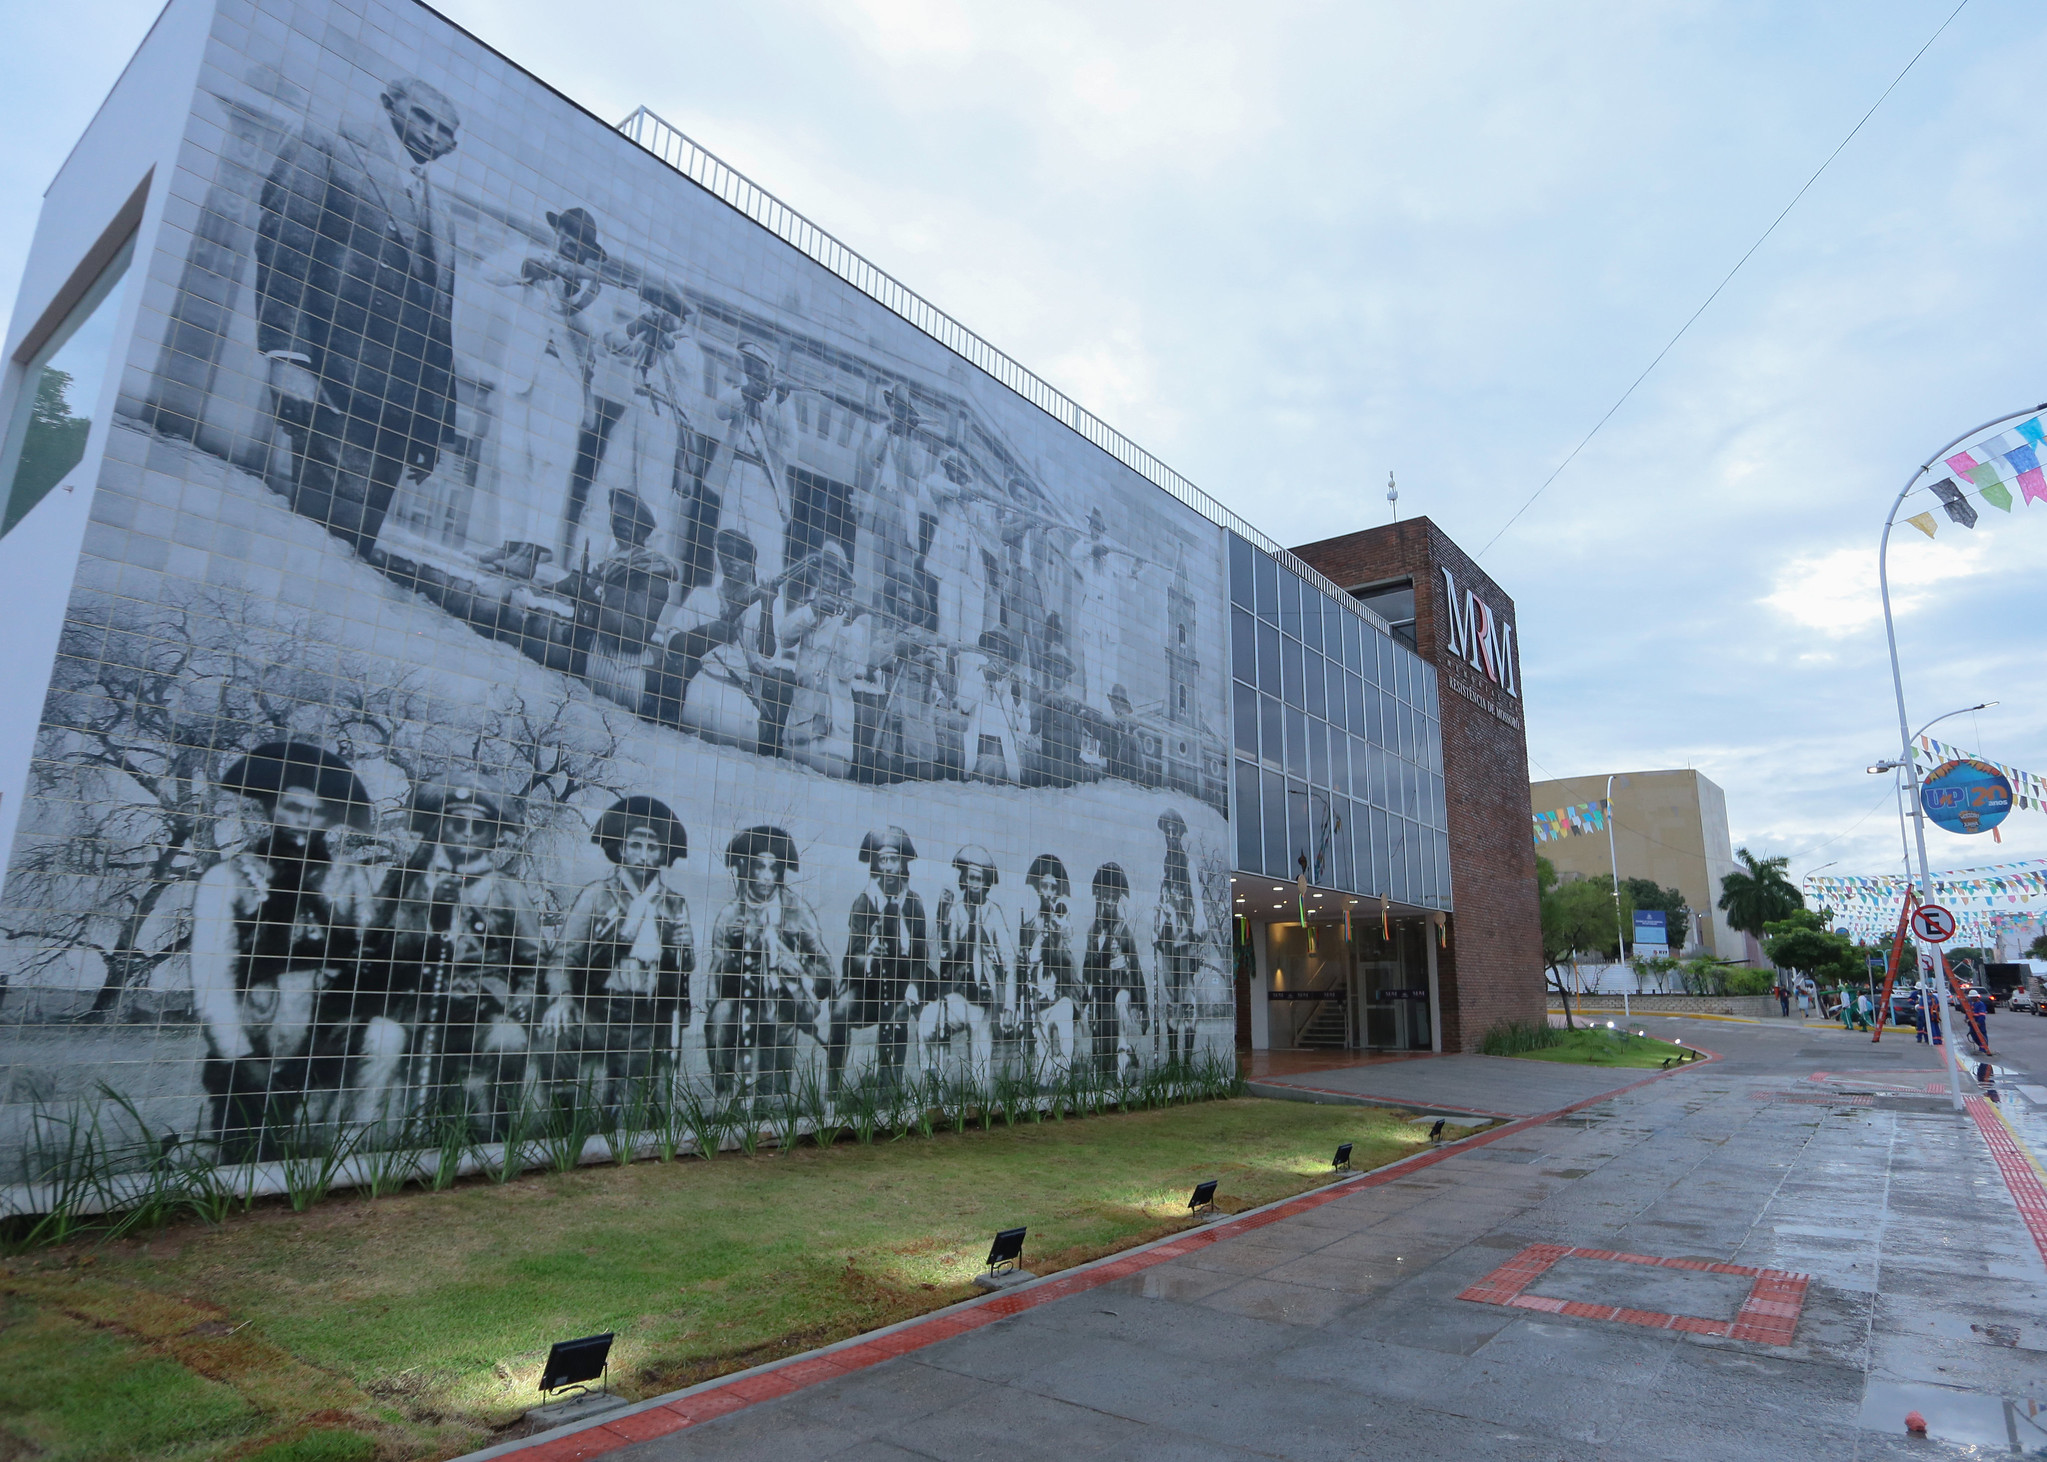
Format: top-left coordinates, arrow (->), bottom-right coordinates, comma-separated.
1762,536 -> 1994,636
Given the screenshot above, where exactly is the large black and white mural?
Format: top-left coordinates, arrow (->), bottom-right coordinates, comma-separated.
0,0 -> 1234,1183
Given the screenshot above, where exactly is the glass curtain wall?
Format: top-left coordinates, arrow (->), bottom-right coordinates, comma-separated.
1227,533 -> 1450,908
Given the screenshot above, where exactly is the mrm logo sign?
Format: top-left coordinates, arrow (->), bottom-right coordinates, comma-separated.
1440,567 -> 1518,698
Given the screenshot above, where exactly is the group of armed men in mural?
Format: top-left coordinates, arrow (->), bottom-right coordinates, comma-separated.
242,74 -> 1208,801
194,742 -> 1216,1161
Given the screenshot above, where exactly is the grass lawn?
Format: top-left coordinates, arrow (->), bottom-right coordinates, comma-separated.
1515,1025 -> 1697,1069
0,1097 -> 1438,1461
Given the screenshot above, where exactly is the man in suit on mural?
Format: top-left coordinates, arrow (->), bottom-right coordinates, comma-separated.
254,76 -> 462,556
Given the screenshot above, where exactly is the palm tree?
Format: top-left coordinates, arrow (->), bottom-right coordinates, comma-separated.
1718,847 -> 1804,951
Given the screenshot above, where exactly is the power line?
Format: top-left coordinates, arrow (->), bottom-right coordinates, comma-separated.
1477,0 -> 1971,559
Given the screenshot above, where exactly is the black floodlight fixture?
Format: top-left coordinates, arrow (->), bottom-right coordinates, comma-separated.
1333,1142 -> 1354,1171
538,1332 -> 613,1398
1189,1179 -> 1219,1212
986,1226 -> 1027,1274
1427,1118 -> 1446,1143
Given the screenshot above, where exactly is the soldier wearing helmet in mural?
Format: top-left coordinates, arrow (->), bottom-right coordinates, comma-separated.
543,796 -> 694,1114
831,826 -> 929,1093
921,845 -> 1012,1082
381,773 -> 544,1138
1152,808 -> 1209,1067
190,742 -> 380,1159
1018,853 -> 1079,1082
707,826 -> 831,1100
1083,862 -> 1148,1078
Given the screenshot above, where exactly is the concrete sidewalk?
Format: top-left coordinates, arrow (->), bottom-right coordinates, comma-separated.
1248,1050 -> 1688,1118
481,1018 -> 2047,1461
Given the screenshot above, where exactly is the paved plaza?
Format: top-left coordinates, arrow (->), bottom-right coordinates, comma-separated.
480,1015 -> 2047,1461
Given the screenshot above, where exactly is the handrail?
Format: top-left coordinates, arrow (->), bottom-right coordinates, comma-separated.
615,105 -> 1391,636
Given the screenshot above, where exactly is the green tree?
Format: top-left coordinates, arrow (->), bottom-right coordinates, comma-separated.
1762,909 -> 1859,987
10,367 -> 93,509
1623,876 -> 1691,954
1717,847 -> 1803,957
2029,933 -> 2047,961
1538,857 -> 1632,1027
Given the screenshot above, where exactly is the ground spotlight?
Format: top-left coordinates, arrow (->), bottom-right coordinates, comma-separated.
1189,1179 -> 1218,1214
538,1332 -> 613,1402
974,1226 -> 1033,1292
1428,1119 -> 1446,1143
1333,1142 -> 1353,1171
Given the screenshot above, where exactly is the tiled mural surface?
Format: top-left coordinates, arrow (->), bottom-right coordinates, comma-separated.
0,0 -> 1234,1182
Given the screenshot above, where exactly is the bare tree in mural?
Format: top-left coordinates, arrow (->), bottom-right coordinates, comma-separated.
0,589 -> 628,1018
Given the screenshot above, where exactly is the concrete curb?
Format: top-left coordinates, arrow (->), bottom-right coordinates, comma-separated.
457,1049 -> 1722,1462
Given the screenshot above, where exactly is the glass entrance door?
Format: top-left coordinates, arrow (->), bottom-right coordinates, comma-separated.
1355,917 -> 1432,1051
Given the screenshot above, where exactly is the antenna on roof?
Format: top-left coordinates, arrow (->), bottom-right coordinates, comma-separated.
1387,471 -> 1399,523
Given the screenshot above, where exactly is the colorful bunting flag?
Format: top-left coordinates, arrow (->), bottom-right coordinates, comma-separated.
1906,512 -> 1937,538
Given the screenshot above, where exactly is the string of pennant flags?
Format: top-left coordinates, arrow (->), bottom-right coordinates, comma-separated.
1903,414 -> 2047,537
1912,735 -> 2047,815
1532,798 -> 1609,844
1804,857 -> 2047,908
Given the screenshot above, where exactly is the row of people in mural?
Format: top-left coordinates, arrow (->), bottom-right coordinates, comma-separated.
243,76 -> 1208,797
199,742 -> 1216,1161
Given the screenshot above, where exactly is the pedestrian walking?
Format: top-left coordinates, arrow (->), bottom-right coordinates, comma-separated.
1776,983 -> 1791,1019
1853,991 -> 1872,1032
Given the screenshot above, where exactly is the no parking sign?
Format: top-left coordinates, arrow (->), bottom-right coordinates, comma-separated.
1909,904 -> 1957,944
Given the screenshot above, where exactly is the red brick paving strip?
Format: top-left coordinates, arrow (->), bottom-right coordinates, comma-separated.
470,1049 -> 1723,1461
1964,1096 -> 2047,1271
1455,1243 -> 1810,1345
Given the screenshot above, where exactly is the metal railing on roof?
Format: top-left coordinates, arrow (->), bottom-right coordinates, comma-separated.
615,105 -> 1390,635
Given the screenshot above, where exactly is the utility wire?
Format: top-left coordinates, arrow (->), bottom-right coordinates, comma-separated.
1477,0 -> 1971,558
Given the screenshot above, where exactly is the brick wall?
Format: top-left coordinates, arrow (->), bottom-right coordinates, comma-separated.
1290,518 -> 1546,1050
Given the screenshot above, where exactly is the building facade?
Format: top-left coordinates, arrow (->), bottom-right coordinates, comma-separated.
1528,768 -> 1740,959
1289,518 -> 1546,1051
0,0 -> 1540,1190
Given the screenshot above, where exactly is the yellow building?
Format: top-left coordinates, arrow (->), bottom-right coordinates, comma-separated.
1530,770 -> 1741,960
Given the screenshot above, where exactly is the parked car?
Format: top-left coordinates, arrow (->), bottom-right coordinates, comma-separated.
2008,986 -> 2036,1014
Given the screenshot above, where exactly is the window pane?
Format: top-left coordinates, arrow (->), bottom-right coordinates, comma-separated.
1232,680 -> 1259,757
1256,619 -> 1280,692
1281,635 -> 1304,709
1370,806 -> 1391,894
1287,779 -> 1310,878
1235,758 -> 1262,871
1377,634 -> 1394,690
1301,590 -> 1324,653
1308,718 -> 1329,788
1340,611 -> 1362,673
1262,767 -> 1288,875
1228,533 -> 1255,611
3,237 -> 133,536
1284,706 -> 1308,779
1330,732 -> 1351,796
1277,568 -> 1304,639
1390,818 -> 1411,905
1231,607 -> 1256,685
1259,694 -> 1284,770
1346,672 -> 1365,734
1303,649 -> 1326,718
1323,660 -> 1347,731
1255,551 -> 1278,623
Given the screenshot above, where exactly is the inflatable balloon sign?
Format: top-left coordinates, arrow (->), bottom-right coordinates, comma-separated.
1920,758 -> 2013,835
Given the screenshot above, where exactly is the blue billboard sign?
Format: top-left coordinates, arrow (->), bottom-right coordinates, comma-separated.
1632,909 -> 1669,948
1919,759 -> 2013,836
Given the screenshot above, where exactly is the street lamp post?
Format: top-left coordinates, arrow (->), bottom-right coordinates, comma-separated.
1878,403 -> 2042,1113
1606,773 -> 1631,1000
1867,701 -> 1996,1050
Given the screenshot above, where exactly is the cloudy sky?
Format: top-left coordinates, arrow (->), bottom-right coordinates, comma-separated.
5,0 -> 2045,901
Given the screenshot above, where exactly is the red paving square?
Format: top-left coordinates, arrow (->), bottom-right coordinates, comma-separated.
1457,1244 -> 1810,1345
